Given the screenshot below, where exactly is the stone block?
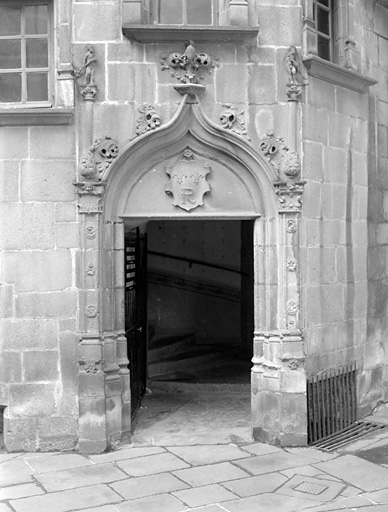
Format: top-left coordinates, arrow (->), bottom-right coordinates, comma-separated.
3,250 -> 73,292
55,222 -> 79,248
74,3 -> 121,41
302,181 -> 321,219
2,318 -> 58,350
281,393 -> 307,435
93,103 -> 136,147
323,146 -> 348,185
9,383 -> 58,416
79,396 -> 107,442
328,111 -> 353,149
215,64 -> 248,103
302,141 -> 323,182
280,370 -> 306,394
29,125 -> 75,160
378,36 -> 388,70
107,63 -> 156,103
122,0 -> 142,24
16,291 -> 77,319
0,160 -> 19,201
306,77 -> 335,111
55,202 -> 77,222
58,24 -> 72,64
0,126 -> 28,159
79,371 -> 105,398
0,351 -> 22,382
321,283 -> 344,323
36,416 -> 79,452
304,285 -> 322,326
107,40 -> 144,63
303,105 -> 328,144
336,87 -> 368,119
258,6 -> 302,46
23,351 -> 59,382
0,283 -> 13,318
376,223 -> 388,245
59,331 -> 79,390
21,160 -> 76,202
0,203 -> 54,250
248,64 -> 276,105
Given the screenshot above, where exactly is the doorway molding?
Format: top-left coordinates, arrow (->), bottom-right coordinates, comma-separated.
75,94 -> 307,452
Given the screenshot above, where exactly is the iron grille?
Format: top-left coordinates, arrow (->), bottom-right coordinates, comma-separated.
307,362 -> 357,445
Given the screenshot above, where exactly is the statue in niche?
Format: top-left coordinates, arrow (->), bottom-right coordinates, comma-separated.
285,46 -> 308,87
76,45 -> 97,85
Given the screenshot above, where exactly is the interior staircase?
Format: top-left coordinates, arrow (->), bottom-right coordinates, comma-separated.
147,329 -> 251,391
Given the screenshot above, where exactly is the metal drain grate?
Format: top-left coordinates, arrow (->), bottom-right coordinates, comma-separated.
311,421 -> 388,451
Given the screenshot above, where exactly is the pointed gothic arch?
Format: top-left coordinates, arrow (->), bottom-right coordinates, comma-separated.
75,94 -> 307,452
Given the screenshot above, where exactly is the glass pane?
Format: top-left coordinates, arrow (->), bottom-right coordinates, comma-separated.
0,73 -> 21,102
317,6 -> 330,35
25,4 -> 48,34
26,39 -> 48,68
187,0 -> 212,24
159,0 -> 182,24
27,72 -> 48,101
318,36 -> 331,61
0,6 -> 21,36
0,40 -> 21,69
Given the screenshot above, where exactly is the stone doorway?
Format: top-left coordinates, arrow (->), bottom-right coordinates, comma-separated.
125,218 -> 254,437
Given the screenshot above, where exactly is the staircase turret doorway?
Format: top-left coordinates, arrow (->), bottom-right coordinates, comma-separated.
125,218 -> 254,443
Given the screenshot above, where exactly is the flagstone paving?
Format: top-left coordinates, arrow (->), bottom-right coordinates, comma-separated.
1,434 -> 388,512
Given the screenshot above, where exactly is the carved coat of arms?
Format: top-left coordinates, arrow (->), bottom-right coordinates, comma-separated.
165,149 -> 211,211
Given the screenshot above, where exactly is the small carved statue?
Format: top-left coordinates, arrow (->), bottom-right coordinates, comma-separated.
285,46 -> 299,85
76,45 -> 96,85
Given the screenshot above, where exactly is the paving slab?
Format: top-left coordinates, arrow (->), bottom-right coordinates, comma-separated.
89,446 -> 165,464
80,507 -> 120,512
167,445 -> 250,466
285,448 -> 338,462
220,492 -> 318,511
301,495 -> 378,511
35,462 -> 128,492
0,459 -> 35,487
173,462 -> 249,487
274,474 -> 345,503
240,443 -> 283,456
115,493 -> 187,512
314,454 -> 388,491
185,507 -> 227,512
221,472 -> 288,497
362,488 -> 388,503
0,505 -> 13,512
0,483 -> 45,500
280,465 -> 330,479
116,452 -> 190,477
232,451 -> 313,476
9,484 -> 122,512
173,483 -> 238,508
25,453 -> 93,473
110,472 -> 189,500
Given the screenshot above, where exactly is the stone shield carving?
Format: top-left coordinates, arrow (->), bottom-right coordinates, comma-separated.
165,149 -> 211,212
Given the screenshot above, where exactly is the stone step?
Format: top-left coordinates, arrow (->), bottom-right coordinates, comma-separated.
148,330 -> 196,363
148,345 -> 241,378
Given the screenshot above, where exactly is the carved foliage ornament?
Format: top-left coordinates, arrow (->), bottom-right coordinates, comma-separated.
161,40 -> 219,84
165,149 -> 211,212
79,136 -> 119,181
219,104 -> 249,138
135,104 -> 161,136
260,132 -> 300,181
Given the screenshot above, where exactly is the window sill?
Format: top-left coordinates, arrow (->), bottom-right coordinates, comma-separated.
302,55 -> 377,93
0,108 -> 74,127
122,24 -> 259,43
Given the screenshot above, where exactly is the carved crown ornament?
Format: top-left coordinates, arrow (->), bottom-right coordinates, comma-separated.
219,104 -> 249,139
165,148 -> 211,212
161,40 -> 219,85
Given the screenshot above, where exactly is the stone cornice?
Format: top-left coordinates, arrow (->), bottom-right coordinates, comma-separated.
303,54 -> 377,93
122,25 -> 258,43
0,108 -> 74,126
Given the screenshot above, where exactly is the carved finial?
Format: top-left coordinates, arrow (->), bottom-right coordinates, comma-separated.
135,105 -> 161,136
161,42 -> 219,84
79,136 -> 119,181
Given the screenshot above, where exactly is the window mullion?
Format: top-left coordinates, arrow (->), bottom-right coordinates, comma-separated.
21,4 -> 27,103
182,0 -> 187,25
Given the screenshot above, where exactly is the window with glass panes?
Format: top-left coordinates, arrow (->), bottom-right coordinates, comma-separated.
152,0 -> 218,25
0,1 -> 51,104
313,0 -> 333,61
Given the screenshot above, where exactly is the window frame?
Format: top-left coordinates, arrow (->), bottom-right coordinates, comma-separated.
149,0 -> 219,27
313,0 -> 333,62
0,0 -> 54,109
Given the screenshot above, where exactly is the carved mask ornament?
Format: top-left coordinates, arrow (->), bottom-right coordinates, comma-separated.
165,149 -> 211,212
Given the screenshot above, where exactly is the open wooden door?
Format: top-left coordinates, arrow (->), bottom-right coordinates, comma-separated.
125,228 -> 148,419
